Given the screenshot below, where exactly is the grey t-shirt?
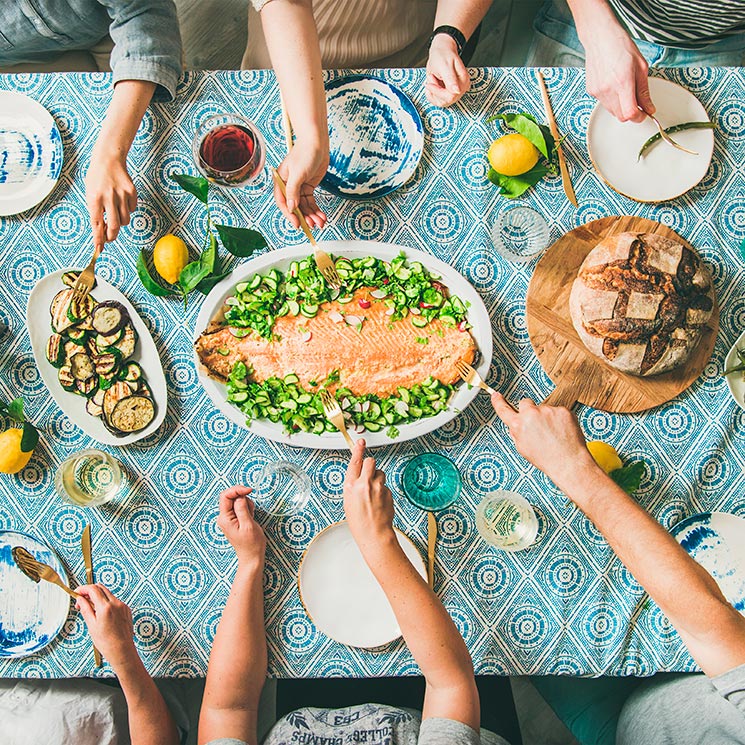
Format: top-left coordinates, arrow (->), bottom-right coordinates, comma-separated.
617,665 -> 745,744
207,703 -> 511,745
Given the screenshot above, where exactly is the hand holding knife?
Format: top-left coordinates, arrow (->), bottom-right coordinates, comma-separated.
81,524 -> 103,668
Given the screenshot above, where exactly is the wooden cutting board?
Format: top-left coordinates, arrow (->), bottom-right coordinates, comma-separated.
526,216 -> 719,413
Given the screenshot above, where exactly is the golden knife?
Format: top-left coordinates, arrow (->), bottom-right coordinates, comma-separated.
81,524 -> 103,668
537,70 -> 578,207
427,512 -> 437,590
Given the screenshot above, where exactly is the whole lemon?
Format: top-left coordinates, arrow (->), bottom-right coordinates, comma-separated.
586,441 -> 623,474
153,234 -> 189,285
0,428 -> 33,474
488,133 -> 540,176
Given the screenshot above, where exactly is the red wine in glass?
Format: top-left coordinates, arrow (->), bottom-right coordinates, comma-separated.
194,115 -> 265,186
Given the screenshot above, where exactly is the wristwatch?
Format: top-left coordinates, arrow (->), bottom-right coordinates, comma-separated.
429,25 -> 467,58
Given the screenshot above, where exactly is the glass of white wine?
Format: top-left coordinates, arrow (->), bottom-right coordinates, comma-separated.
54,449 -> 124,507
475,490 -> 539,551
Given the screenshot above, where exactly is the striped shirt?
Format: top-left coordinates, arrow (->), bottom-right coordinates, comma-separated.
608,0 -> 745,48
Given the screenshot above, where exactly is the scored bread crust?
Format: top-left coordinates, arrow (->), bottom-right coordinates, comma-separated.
569,232 -> 714,377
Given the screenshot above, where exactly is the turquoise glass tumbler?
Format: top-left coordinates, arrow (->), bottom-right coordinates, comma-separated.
401,453 -> 461,511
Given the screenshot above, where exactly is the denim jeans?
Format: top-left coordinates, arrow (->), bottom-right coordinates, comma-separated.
527,0 -> 745,67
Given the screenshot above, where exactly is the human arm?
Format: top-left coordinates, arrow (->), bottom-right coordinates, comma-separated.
343,440 -> 480,730
85,80 -> 155,250
491,393 -> 745,677
566,0 -> 654,122
75,584 -> 179,745
426,0 -> 492,107
258,0 -> 328,229
198,486 -> 267,745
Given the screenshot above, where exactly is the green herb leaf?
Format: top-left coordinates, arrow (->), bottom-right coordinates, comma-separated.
170,172 -> 209,204
490,112 -> 553,159
137,251 -> 175,297
4,397 -> 25,423
20,421 -> 38,453
179,259 -> 211,295
487,163 -> 549,199
197,271 -> 231,295
610,461 -> 646,495
215,224 -> 267,258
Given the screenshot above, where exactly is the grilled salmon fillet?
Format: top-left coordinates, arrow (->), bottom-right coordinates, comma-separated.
196,288 -> 476,397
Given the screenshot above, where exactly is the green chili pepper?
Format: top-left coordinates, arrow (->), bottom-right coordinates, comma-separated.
638,121 -> 715,160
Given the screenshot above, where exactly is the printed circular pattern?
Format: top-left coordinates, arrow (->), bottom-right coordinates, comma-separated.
582,606 -> 620,646
80,73 -> 111,95
10,356 -> 42,395
156,154 -> 194,195
8,252 -> 45,292
47,410 -> 88,447
655,403 -> 699,443
437,505 -> 472,549
567,99 -> 595,139
167,353 -> 199,396
126,507 -> 167,549
263,557 -> 283,601
696,452 -> 730,491
225,69 -> 271,95
719,197 -> 745,237
62,614 -> 86,649
14,659 -> 55,677
158,454 -> 205,499
676,67 -> 716,91
281,610 -> 315,651
584,410 -> 616,440
165,558 -> 205,600
18,456 -> 52,493
575,203 -> 608,225
198,505 -> 226,549
164,658 -> 203,677
447,606 -> 475,643
423,106 -> 459,143
133,607 -> 169,651
94,258 -> 128,290
421,200 -> 466,242
718,99 -> 745,140
428,413 -> 473,448
508,607 -> 549,649
95,555 -> 131,596
470,556 -> 512,599
658,500 -> 690,530
200,409 -> 240,447
647,604 -> 677,643
544,656 -> 585,675
347,204 -> 391,239
544,553 -> 586,598
315,457 -> 346,499
618,652 -> 651,677
5,75 -> 45,96
648,205 -> 688,234
49,507 -> 87,547
496,297 -> 529,345
612,563 -> 643,596
278,514 -> 316,550
133,109 -> 157,146
315,658 -> 357,677
126,203 -> 164,246
456,148 -> 490,191
697,152 -> 723,193
43,204 -> 86,245
199,608 -> 223,645
467,454 -> 508,494
52,102 -> 83,138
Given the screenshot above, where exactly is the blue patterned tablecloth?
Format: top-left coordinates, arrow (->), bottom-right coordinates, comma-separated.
0,68 -> 743,679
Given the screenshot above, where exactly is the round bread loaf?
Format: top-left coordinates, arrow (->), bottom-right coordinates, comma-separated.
569,232 -> 714,377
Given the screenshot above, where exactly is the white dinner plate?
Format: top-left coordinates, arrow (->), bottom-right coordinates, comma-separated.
28,270 -> 168,446
724,330 -> 745,411
321,75 -> 424,199
671,512 -> 745,613
0,530 -> 71,658
0,91 -> 63,216
299,521 -> 427,648
193,240 -> 493,450
587,78 -> 714,203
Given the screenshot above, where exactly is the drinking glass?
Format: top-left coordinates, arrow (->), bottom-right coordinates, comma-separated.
54,449 -> 123,507
249,460 -> 311,516
491,206 -> 549,263
475,490 -> 539,551
192,114 -> 265,187
401,453 -> 461,511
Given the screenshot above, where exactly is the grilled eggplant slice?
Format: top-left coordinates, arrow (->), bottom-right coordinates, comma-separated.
67,294 -> 96,324
46,334 -> 65,367
76,377 -> 98,397
58,365 -> 75,391
70,352 -> 95,382
51,289 -> 76,333
138,380 -> 153,399
91,301 -> 129,335
113,325 -> 137,360
103,381 -> 133,421
108,395 -> 155,433
86,395 -> 104,417
93,352 -> 120,375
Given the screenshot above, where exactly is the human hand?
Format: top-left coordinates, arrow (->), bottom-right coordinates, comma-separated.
76,584 -> 138,669
425,34 -> 470,107
275,139 -> 329,230
84,150 -> 138,250
583,22 -> 654,123
490,393 -> 599,491
343,439 -> 396,557
217,486 -> 266,570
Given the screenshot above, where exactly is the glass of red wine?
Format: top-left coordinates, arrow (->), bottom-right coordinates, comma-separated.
192,114 -> 266,187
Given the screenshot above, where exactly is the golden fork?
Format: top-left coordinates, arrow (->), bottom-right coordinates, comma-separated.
319,389 -> 355,451
642,109 -> 698,156
454,360 -> 518,412
12,547 -> 79,600
71,245 -> 103,302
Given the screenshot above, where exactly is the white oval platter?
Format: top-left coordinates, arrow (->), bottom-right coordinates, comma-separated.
28,270 -> 168,446
725,329 -> 745,411
194,240 -> 493,449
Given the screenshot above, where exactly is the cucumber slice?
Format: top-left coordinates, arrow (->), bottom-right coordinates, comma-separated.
411,315 -> 429,328
300,303 -> 319,318
283,373 -> 299,385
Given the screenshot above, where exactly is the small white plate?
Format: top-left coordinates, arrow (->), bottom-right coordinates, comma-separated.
27,271 -> 168,446
671,512 -> 745,612
194,240 -> 492,450
587,78 -> 714,203
321,75 -> 424,199
0,91 -> 63,216
299,521 -> 427,648
0,530 -> 71,658
724,330 -> 745,411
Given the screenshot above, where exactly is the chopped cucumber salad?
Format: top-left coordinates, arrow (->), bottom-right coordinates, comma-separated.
222,252 -> 470,340
227,361 -> 454,437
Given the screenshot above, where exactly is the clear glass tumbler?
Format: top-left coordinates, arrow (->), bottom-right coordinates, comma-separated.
475,490 -> 539,551
249,460 -> 311,516
54,449 -> 123,507
491,206 -> 550,263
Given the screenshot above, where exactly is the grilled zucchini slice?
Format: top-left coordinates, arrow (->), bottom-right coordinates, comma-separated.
46,334 -> 65,367
76,377 -> 98,397
58,365 -> 75,391
50,289 -> 76,333
103,381 -> 133,421
95,328 -> 124,350
67,294 -> 96,323
67,327 -> 88,345
93,352 -> 121,376
113,325 -> 137,360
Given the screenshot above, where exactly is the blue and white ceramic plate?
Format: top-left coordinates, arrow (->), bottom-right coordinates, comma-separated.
0,531 -> 71,658
0,91 -> 63,216
671,512 -> 745,613
724,330 -> 745,411
321,75 -> 423,199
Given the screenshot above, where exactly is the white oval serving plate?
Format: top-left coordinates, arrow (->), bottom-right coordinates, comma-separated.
193,240 -> 493,449
724,329 -> 745,411
28,270 -> 168,446
298,521 -> 427,648
587,77 -> 714,203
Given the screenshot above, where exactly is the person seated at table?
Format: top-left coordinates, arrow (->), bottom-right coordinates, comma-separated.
490,392 -> 745,744
529,0 -> 745,123
0,583 -> 179,745
198,451 -> 512,745
245,0 -> 492,231
0,1 -> 182,250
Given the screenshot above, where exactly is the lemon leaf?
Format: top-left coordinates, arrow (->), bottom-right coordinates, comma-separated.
20,422 -> 38,453
487,163 -> 548,199
170,172 -> 209,204
610,461 -> 646,494
215,224 -> 267,258
490,113 -> 553,159
137,251 -> 175,297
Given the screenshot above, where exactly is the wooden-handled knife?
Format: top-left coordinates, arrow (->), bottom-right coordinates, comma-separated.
81,524 -> 103,668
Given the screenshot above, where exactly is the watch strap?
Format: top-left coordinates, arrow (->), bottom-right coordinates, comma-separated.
429,25 -> 467,57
